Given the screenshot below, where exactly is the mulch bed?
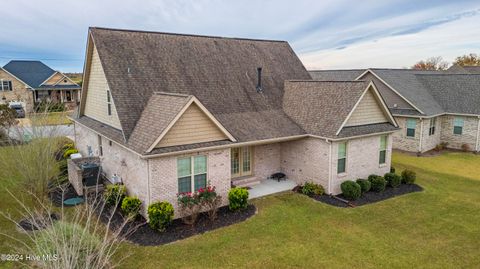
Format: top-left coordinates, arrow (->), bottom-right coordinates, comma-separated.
303,184 -> 423,208
18,213 -> 60,231
49,183 -> 80,207
102,204 -> 256,246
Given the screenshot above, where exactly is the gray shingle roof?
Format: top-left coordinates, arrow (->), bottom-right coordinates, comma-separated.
309,69 -> 365,81
447,65 -> 480,74
3,60 -> 55,87
338,123 -> 398,138
283,80 -> 396,138
90,27 -> 311,139
367,69 -> 445,116
416,74 -> 480,115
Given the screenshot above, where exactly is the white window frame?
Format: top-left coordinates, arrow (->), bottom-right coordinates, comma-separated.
453,117 -> 464,135
0,79 -> 12,91
379,135 -> 387,165
337,142 -> 347,174
106,89 -> 112,116
406,118 -> 416,138
429,117 -> 436,136
177,155 -> 208,193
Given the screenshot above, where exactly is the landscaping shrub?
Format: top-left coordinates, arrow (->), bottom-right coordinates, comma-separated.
301,182 -> 324,196
104,184 -> 127,207
121,196 -> 142,218
340,180 -> 361,200
148,201 -> 174,232
401,169 -> 417,184
390,166 -> 396,174
228,187 -> 249,211
368,174 -> 380,182
198,185 -> 221,221
370,176 -> 387,192
384,173 -> 402,188
177,192 -> 201,226
63,148 -> 79,159
356,179 -> 371,193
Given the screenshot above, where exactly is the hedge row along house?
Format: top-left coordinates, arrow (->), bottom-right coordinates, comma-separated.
0,60 -> 81,113
72,27 -> 398,217
310,68 -> 480,154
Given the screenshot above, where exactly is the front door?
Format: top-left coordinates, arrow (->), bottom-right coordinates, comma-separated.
231,146 -> 253,178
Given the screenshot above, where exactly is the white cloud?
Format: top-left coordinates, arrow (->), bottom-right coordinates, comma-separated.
300,13 -> 480,69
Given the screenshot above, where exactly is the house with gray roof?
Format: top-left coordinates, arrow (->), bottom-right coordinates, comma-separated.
0,60 -> 81,112
73,27 -> 399,218
310,68 -> 480,153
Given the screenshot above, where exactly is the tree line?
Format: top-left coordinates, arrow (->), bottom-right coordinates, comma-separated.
412,53 -> 480,70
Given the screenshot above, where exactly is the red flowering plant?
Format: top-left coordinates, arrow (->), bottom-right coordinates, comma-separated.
177,191 -> 201,226
198,184 -> 222,221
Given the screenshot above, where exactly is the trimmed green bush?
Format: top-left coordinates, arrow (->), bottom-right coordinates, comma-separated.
228,187 -> 249,211
104,184 -> 127,207
370,176 -> 387,192
384,173 -> 402,188
340,180 -> 361,200
368,174 -> 380,182
401,169 -> 417,184
148,201 -> 174,232
301,182 -> 324,196
390,166 -> 396,174
356,179 -> 371,193
121,196 -> 142,218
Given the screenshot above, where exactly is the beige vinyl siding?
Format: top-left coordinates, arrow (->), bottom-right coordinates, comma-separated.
156,103 -> 228,148
43,72 -> 64,85
83,45 -> 122,129
345,89 -> 388,126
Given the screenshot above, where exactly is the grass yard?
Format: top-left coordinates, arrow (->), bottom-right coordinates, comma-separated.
0,151 -> 479,268
28,111 -> 73,126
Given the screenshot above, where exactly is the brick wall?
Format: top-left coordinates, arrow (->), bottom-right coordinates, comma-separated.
74,123 -> 149,215
280,138 -> 330,191
330,134 -> 392,194
392,117 -> 420,152
253,143 -> 281,180
441,115 -> 479,151
148,148 -> 231,218
420,117 -> 442,153
0,69 -> 34,113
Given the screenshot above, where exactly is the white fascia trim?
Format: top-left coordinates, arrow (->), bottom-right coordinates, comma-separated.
355,69 -> 425,115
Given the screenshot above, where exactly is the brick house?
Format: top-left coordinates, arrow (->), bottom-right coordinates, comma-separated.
72,27 -> 398,218
310,69 -> 480,153
0,60 -> 81,112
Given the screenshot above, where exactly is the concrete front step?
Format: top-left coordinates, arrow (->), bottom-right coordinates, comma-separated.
232,176 -> 261,188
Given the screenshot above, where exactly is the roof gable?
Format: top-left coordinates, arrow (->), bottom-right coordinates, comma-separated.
344,87 -> 390,127
3,60 -> 55,87
89,27 -> 311,140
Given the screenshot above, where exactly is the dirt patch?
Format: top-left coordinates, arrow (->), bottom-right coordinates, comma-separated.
301,184 -> 423,208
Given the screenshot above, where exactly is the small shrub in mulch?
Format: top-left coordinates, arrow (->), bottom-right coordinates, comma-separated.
102,204 -> 256,246
301,182 -> 324,196
312,184 -> 423,208
228,187 -> 249,211
370,176 -> 387,192
340,181 -> 361,200
356,179 -> 371,193
384,173 -> 402,188
401,170 -> 417,184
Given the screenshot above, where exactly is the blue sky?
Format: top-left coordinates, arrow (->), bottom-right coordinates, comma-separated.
1,0 -> 479,72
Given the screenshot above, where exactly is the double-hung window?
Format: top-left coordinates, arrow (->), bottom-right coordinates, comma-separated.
177,156 -> 207,193
337,142 -> 347,174
453,117 -> 464,135
429,117 -> 436,136
106,90 -> 112,116
406,119 -> 416,137
379,135 -> 387,164
0,80 -> 12,91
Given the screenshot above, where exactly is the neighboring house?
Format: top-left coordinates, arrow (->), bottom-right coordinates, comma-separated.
72,27 -> 398,218
310,69 -> 480,153
0,60 -> 81,112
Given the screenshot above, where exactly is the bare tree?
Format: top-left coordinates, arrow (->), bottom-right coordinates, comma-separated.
412,56 -> 449,70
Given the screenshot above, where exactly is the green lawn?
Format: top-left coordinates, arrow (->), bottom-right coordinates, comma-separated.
1,151 -> 480,268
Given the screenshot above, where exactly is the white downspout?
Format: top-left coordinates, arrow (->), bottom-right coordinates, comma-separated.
476,117 -> 480,152
418,118 -> 424,153
326,139 -> 332,194
147,159 -> 151,206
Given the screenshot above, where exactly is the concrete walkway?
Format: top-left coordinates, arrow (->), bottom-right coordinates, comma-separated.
249,179 -> 297,199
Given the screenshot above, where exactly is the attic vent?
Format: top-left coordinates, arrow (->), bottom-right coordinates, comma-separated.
256,67 -> 263,93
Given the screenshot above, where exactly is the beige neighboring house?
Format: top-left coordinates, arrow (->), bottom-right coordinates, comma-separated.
310,69 -> 480,154
72,27 -> 398,218
0,60 -> 81,112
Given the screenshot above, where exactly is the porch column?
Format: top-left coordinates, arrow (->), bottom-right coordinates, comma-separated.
60,90 -> 64,103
